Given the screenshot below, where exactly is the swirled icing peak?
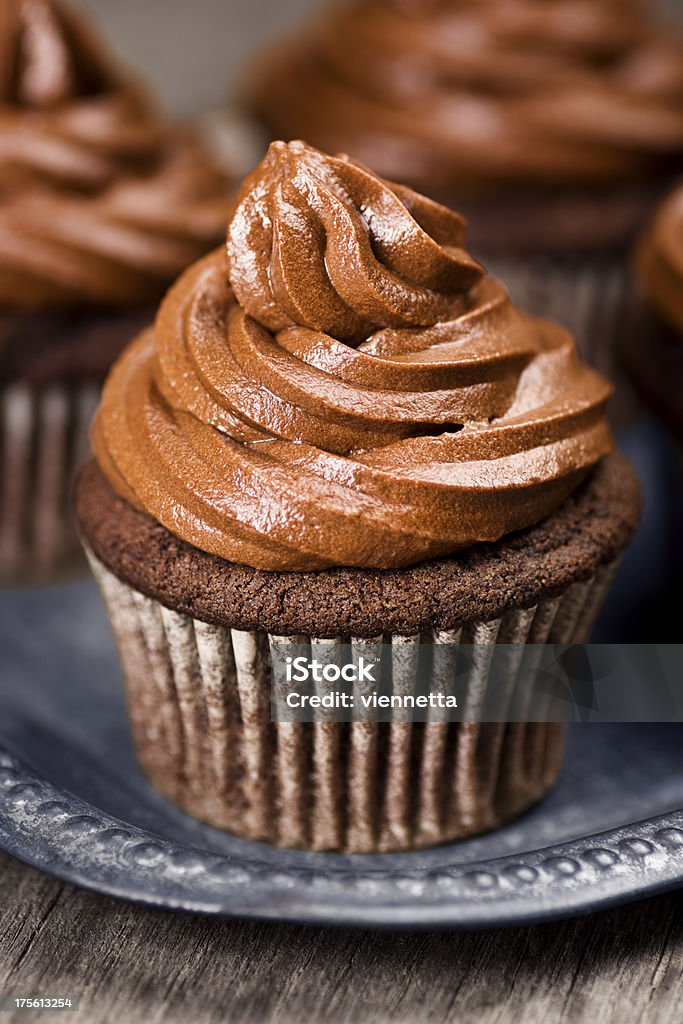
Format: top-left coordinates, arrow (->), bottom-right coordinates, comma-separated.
247,0 -> 683,193
227,140 -> 483,343
0,0 -> 228,308
637,183 -> 683,337
93,141 -> 614,571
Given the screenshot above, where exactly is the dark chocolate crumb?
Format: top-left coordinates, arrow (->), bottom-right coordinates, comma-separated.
75,454 -> 641,638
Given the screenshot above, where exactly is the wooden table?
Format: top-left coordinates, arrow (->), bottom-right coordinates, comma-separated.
0,851 -> 681,1023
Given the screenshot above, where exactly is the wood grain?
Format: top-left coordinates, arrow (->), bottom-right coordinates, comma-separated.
0,852 -> 681,1023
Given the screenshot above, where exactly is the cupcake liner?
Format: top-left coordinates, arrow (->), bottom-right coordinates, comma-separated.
484,253 -> 639,428
86,547 -> 617,853
0,381 -> 99,584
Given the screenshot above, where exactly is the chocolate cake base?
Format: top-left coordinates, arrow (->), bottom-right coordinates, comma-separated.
76,453 -> 640,638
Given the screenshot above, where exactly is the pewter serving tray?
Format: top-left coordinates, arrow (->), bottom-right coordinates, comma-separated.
0,576 -> 682,930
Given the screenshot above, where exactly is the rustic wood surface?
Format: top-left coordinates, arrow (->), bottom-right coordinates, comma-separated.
0,851 -> 681,1024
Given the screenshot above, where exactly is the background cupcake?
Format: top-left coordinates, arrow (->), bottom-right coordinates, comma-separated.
622,182 -> 683,443
0,0 -> 230,583
244,0 -> 683,385
76,141 -> 640,854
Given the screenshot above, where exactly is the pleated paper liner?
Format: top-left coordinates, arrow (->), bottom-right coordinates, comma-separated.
483,254 -> 641,429
0,382 -> 100,585
87,548 -> 618,854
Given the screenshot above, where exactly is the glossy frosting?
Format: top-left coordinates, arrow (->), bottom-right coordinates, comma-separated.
0,0 -> 228,308
94,141 -> 613,571
637,183 -> 683,337
248,0 -> 683,194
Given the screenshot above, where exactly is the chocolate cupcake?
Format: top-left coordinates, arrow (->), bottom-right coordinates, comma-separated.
622,183 -> 683,441
76,141 -> 640,853
0,0 -> 230,582
244,0 -> 683,382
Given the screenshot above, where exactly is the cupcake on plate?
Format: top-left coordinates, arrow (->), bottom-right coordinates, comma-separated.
76,141 -> 640,853
244,0 -> 683,379
622,183 -> 683,442
0,0 -> 230,583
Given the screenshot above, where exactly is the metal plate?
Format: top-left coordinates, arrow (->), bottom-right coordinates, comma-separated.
0,578 -> 682,929
0,418 -> 681,929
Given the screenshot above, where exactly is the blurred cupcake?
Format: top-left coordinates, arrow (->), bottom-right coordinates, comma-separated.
244,0 -> 683,379
0,0 -> 230,583
623,183 -> 683,441
76,142 -> 639,853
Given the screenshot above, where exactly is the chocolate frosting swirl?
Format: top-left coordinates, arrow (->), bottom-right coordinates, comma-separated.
93,141 -> 613,571
0,0 -> 228,308
247,0 -> 683,194
637,183 -> 683,337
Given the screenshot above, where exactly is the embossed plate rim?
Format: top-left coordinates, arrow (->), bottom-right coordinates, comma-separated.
1,748 -> 682,929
